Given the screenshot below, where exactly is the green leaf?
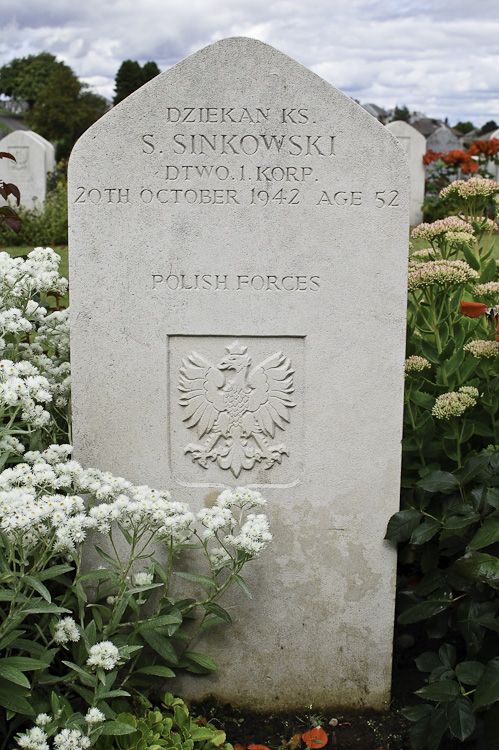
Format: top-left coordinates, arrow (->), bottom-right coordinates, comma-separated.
485,488 -> 499,509
385,509 -> 422,542
452,551 -> 499,584
411,518 -> 440,544
469,515 -> 499,549
78,568 -> 120,584
21,575 -> 51,603
38,563 -> 74,581
98,721 -> 137,736
180,651 -> 218,672
0,681 -> 34,715
398,596 -> 452,625
415,651 -> 441,673
438,643 -> 456,668
446,695 -> 475,741
474,657 -> 499,710
138,612 -> 183,631
233,574 -> 252,598
95,545 -> 120,569
0,657 -> 47,670
410,390 -> 435,409
203,602 -> 232,624
456,661 -> 485,686
140,630 -> 178,665
416,679 -> 459,702
136,665 -> 175,678
191,728 -> 221,741
417,471 -> 458,493
173,571 -> 217,590
21,602 -> 71,615
401,704 -> 432,722
199,616 -> 226,632
0,664 -> 30,688
462,242 -> 481,271
479,257 -> 497,284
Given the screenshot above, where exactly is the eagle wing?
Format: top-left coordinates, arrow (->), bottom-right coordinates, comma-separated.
247,351 -> 295,437
178,352 -> 226,438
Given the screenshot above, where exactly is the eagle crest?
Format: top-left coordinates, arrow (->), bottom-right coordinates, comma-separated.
178,341 -> 296,477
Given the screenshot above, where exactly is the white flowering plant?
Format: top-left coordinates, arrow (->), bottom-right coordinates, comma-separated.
0,248 -> 71,469
0,443 -> 270,748
387,176 -> 499,748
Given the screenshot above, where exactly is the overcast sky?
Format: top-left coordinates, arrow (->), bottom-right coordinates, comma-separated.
1,0 -> 498,127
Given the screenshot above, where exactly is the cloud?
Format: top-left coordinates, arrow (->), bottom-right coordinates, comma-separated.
1,0 -> 498,125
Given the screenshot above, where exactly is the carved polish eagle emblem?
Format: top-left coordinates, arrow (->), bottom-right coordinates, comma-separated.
178,341 -> 296,477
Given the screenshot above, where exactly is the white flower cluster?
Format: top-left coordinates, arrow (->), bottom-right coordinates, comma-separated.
53,729 -> 90,750
54,616 -> 80,645
0,249 -> 68,306
432,386 -> 479,419
86,641 -> 120,671
226,513 -> 272,555
85,708 -> 105,724
133,571 -> 154,586
0,446 -> 198,552
198,487 -> 271,558
464,339 -> 499,359
16,727 -> 50,750
0,359 -> 53,427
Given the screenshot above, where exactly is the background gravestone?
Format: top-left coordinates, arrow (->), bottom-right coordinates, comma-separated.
386,120 -> 425,225
27,131 -> 56,174
426,124 -> 462,154
487,128 -> 499,181
69,37 -> 409,711
1,130 -> 51,208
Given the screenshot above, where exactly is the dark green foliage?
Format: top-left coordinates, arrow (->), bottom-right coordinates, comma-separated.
113,60 -> 160,104
6,181 -> 68,246
454,121 -> 475,135
0,52 -> 107,151
393,105 -> 411,122
477,121 -> 498,137
388,181 -> 499,748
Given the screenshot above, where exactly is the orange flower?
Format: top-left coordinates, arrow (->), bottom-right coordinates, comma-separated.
423,149 -> 442,165
469,139 -> 499,157
302,727 -> 328,749
443,150 -> 479,174
460,301 -> 488,318
248,745 -> 272,750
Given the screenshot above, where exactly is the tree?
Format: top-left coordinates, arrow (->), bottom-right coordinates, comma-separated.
0,52 -> 107,153
113,60 -> 160,104
392,105 -> 410,122
477,120 -> 498,136
0,52 -> 69,108
454,121 -> 475,134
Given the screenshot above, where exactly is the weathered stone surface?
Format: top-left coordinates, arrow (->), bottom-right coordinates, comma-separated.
69,38 -> 409,712
387,120 -> 425,225
1,130 -> 50,208
27,131 -> 56,173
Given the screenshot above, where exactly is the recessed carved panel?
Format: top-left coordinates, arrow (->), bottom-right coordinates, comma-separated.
168,335 -> 304,487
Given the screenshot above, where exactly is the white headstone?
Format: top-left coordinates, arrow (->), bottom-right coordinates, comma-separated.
27,131 -> 56,173
1,130 -> 50,209
426,124 -> 462,154
69,38 -> 409,712
386,120 -> 426,225
486,128 -> 499,180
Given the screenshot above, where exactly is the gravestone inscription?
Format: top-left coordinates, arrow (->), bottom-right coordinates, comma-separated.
386,120 -> 425,225
69,38 -> 409,711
